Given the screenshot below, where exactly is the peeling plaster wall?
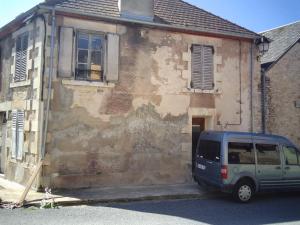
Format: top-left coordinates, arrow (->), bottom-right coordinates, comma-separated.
42,17 -> 261,189
0,17 -> 45,187
265,43 -> 300,146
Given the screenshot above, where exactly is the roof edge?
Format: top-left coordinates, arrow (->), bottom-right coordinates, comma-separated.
44,5 -> 260,40
259,20 -> 300,34
0,2 -> 260,41
263,37 -> 300,72
0,4 -> 41,40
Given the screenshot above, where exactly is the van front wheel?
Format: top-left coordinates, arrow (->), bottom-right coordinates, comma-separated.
233,181 -> 254,203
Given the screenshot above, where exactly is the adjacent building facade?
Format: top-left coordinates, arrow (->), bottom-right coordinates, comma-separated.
261,21 -> 300,147
0,0 -> 261,189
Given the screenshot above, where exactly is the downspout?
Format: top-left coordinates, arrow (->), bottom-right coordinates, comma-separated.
261,68 -> 266,134
250,42 -> 254,132
41,7 -> 56,160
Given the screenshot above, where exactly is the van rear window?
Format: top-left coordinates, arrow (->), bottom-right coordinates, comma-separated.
198,140 -> 221,162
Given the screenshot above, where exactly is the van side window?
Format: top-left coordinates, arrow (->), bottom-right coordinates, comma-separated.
282,146 -> 299,165
228,142 -> 255,164
256,144 -> 281,165
198,140 -> 221,162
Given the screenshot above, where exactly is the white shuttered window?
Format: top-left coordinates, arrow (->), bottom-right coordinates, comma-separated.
11,110 -> 24,160
191,45 -> 214,90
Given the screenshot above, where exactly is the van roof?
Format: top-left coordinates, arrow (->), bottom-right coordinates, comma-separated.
200,131 -> 297,147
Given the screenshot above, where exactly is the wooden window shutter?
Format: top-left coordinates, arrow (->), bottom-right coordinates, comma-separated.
191,45 -> 214,90
15,33 -> 29,82
11,110 -> 17,159
17,111 -> 24,160
106,33 -> 119,82
58,27 -> 74,78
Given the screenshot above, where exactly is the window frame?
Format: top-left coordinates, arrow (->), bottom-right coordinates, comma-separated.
191,44 -> 215,91
282,145 -> 299,166
11,110 -> 24,160
14,32 -> 29,83
255,143 -> 281,166
228,142 -> 255,165
75,30 -> 106,82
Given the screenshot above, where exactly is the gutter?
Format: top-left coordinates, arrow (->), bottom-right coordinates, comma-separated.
41,7 -> 56,160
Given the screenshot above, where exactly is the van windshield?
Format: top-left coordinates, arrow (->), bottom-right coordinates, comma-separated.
198,140 -> 221,162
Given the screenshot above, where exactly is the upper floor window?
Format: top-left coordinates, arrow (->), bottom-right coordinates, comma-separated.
15,32 -> 29,82
191,44 -> 214,90
76,32 -> 105,82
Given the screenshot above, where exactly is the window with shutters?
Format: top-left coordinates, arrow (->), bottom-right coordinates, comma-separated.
11,110 -> 24,160
76,32 -> 105,82
15,32 -> 29,82
191,45 -> 214,90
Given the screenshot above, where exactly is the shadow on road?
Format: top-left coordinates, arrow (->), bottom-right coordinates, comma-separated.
104,191 -> 300,225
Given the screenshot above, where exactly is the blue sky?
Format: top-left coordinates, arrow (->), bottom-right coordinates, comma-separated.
1,0 -> 300,32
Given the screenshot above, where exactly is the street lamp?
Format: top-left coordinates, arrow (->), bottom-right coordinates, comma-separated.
256,36 -> 270,55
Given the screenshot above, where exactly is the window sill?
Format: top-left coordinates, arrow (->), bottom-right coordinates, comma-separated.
62,79 -> 115,88
10,80 -> 31,88
182,88 -> 222,94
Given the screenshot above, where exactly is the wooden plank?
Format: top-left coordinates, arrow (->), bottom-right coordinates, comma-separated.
18,160 -> 43,206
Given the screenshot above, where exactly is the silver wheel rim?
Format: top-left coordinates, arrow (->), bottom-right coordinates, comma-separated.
238,185 -> 252,202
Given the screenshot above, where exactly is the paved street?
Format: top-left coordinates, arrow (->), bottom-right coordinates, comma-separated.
1,192 -> 300,225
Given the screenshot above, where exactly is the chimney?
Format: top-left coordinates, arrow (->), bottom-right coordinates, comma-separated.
118,0 -> 154,22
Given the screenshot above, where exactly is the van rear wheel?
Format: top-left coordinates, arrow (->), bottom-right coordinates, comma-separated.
233,181 -> 254,203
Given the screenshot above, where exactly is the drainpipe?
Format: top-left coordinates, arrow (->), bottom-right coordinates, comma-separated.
261,68 -> 266,134
250,42 -> 254,132
41,7 -> 56,160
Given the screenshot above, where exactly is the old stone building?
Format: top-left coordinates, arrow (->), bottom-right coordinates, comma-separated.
0,0 -> 262,189
261,21 -> 300,147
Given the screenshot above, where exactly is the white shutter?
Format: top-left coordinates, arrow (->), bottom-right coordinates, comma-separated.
106,33 -> 119,82
15,33 -> 28,82
191,45 -> 214,90
11,110 -> 17,159
17,111 -> 24,160
202,46 -> 214,90
58,27 -> 74,78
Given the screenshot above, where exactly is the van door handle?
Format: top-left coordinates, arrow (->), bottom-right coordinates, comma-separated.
275,166 -> 281,170
285,167 -> 290,170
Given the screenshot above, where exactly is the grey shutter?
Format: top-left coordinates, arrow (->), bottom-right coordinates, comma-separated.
106,33 -> 119,82
58,27 -> 74,78
191,45 -> 214,90
15,34 -> 28,82
17,111 -> 24,160
11,110 -> 17,159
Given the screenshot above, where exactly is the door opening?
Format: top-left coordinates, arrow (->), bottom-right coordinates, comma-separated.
192,118 -> 205,174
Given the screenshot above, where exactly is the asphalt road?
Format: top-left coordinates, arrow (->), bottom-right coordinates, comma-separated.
1,192 -> 300,225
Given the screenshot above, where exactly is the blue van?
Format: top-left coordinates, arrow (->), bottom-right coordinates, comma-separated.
194,131 -> 300,202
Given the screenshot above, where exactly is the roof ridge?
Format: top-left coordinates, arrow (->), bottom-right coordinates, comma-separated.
178,0 -> 258,36
260,20 -> 300,34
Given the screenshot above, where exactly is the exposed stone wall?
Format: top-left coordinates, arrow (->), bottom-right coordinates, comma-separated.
266,42 -> 300,147
0,17 -> 45,187
41,16 -> 261,189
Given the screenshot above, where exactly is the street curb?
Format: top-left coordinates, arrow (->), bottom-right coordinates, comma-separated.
24,192 -> 221,207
